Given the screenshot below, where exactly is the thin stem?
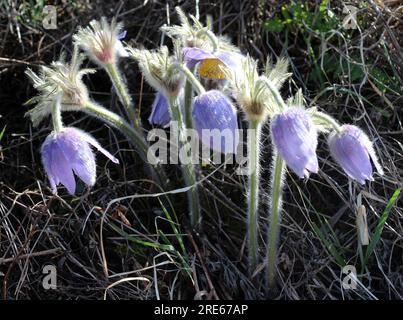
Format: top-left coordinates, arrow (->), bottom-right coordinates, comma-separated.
196,29 -> 218,52
248,119 -> 261,274
173,63 -> 206,96
182,164 -> 201,227
52,93 -> 63,133
84,100 -> 147,158
311,111 -> 342,134
168,96 -> 201,228
84,100 -> 167,186
184,67 -> 195,129
259,77 -> 287,112
105,62 -> 139,128
267,150 -> 286,289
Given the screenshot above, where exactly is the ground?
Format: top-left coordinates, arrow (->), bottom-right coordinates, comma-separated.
0,0 -> 402,300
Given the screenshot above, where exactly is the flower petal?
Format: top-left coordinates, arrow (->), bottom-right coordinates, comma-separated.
215,51 -> 244,71
72,154 -> 96,187
75,128 -> 119,164
115,40 -> 129,58
148,92 -> 171,127
328,125 -> 374,184
192,90 -> 239,154
117,30 -> 127,40
271,107 -> 318,178
52,140 -> 76,195
183,47 -> 216,68
360,132 -> 384,176
41,134 -> 58,194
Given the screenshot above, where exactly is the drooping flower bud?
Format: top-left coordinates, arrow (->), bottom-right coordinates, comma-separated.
73,18 -> 129,67
328,125 -> 383,184
192,90 -> 239,154
271,107 -> 318,178
41,127 -> 119,195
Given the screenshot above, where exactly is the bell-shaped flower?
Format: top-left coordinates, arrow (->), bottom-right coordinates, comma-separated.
192,90 -> 239,154
271,107 -> 319,178
328,125 -> 384,184
41,127 -> 119,195
148,92 -> 171,127
183,47 -> 244,80
73,18 -> 129,66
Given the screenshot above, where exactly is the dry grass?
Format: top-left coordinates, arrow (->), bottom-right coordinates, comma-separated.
0,0 -> 402,300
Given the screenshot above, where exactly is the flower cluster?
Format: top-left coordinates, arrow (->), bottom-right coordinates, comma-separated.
270,105 -> 384,184
128,39 -> 240,155
25,19 -> 141,195
24,8 -> 385,288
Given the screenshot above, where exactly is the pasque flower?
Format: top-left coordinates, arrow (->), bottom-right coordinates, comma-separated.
183,47 -> 244,80
41,127 -> 119,195
271,107 -> 319,178
192,90 -> 239,154
73,18 -> 129,66
328,124 -> 384,184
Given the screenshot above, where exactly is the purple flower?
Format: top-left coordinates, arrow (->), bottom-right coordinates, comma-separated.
183,47 -> 216,68
148,92 -> 171,127
192,90 -> 239,154
117,30 -> 127,40
214,50 -> 245,72
271,107 -> 318,178
183,47 -> 244,79
328,125 -> 384,184
41,127 -> 119,195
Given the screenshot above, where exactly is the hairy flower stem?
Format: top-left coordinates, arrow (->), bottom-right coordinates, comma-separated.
84,100 -> 167,186
184,67 -> 195,129
259,77 -> 287,112
173,63 -> 206,96
52,93 -> 63,133
105,62 -> 139,128
196,29 -> 218,52
311,111 -> 342,134
168,96 -> 201,228
248,119 -> 261,274
267,150 -> 286,289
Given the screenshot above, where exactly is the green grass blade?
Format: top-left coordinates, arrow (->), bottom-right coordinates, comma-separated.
0,125 -> 6,142
363,188 -> 401,266
312,222 -> 346,266
109,223 -> 174,251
